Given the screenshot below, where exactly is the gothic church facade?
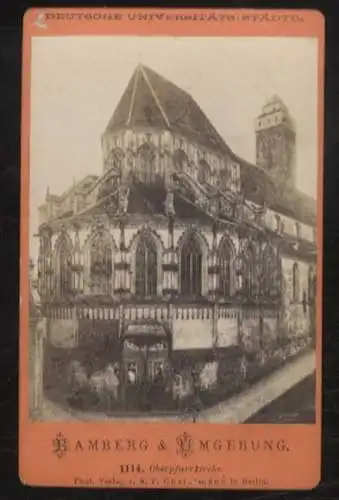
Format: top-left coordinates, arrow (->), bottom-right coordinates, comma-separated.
36,65 -> 317,388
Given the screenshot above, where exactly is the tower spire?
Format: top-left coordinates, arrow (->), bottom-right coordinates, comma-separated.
255,95 -> 296,187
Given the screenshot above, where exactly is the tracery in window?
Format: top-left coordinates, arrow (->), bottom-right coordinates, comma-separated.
89,233 -> 113,295
218,237 -> 233,296
173,149 -> 188,173
105,147 -> 124,172
197,159 -> 211,184
230,162 -> 238,185
38,234 -> 52,296
136,143 -> 156,184
292,262 -> 300,302
135,234 -> 157,297
218,166 -> 229,191
262,244 -> 277,296
180,233 -> 202,296
57,232 -> 73,297
236,246 -> 255,297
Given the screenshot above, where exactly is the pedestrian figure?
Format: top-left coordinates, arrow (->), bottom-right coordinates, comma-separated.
104,364 -> 120,411
126,363 -> 137,410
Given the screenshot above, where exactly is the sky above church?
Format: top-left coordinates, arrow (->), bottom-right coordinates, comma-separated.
29,35 -> 319,259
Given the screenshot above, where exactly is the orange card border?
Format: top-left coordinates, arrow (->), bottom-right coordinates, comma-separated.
19,8 -> 324,490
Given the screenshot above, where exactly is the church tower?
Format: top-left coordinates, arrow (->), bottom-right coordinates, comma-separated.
255,95 -> 296,187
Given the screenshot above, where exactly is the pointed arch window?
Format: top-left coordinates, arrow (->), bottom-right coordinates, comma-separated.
262,244 -> 277,296
89,233 -> 113,295
105,148 -> 124,172
218,238 -> 232,296
57,233 -> 73,297
38,234 -> 53,297
180,234 -> 202,296
135,234 -> 157,297
236,248 -> 255,297
230,162 -> 238,186
292,262 -> 300,302
244,254 -> 255,297
137,143 -> 156,184
197,160 -> 211,184
173,149 -> 188,173
218,166 -> 229,191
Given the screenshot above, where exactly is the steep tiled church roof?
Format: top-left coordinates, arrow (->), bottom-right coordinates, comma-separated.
105,64 -> 231,154
103,65 -> 316,226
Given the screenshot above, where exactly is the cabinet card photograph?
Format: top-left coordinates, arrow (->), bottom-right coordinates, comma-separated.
20,8 -> 324,490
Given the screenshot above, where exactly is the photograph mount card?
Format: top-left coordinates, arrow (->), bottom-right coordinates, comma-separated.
20,8 -> 324,489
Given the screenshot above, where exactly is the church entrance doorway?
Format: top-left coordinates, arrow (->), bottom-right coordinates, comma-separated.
120,321 -> 171,411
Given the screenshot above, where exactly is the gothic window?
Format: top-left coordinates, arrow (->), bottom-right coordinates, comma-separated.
244,254 -> 255,297
173,149 -> 188,172
105,148 -> 124,172
262,244 -> 277,296
135,234 -> 157,297
236,247 -> 255,297
218,166 -> 229,191
57,234 -> 73,297
235,255 -> 246,295
218,238 -> 232,296
197,160 -> 211,184
230,163 -> 238,185
137,143 -> 156,184
180,234 -> 202,296
38,235 -> 53,297
89,233 -> 113,295
292,262 -> 300,302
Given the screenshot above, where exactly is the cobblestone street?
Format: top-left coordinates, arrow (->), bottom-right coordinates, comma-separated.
196,349 -> 315,423
41,349 -> 316,423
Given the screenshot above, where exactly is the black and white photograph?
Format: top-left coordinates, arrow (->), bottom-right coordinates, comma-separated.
28,36 -> 318,424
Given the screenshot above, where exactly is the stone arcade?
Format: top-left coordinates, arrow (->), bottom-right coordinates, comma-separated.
35,64 -> 317,411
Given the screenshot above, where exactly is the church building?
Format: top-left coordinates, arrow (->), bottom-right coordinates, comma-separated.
36,64 -> 317,407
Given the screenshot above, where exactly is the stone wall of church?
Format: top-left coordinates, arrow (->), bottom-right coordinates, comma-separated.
216,307 -> 239,348
49,318 -> 78,348
42,219 -> 241,299
38,192 -> 315,359
280,256 -> 314,340
39,123 -> 315,252
40,218 -> 315,346
101,129 -> 241,195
